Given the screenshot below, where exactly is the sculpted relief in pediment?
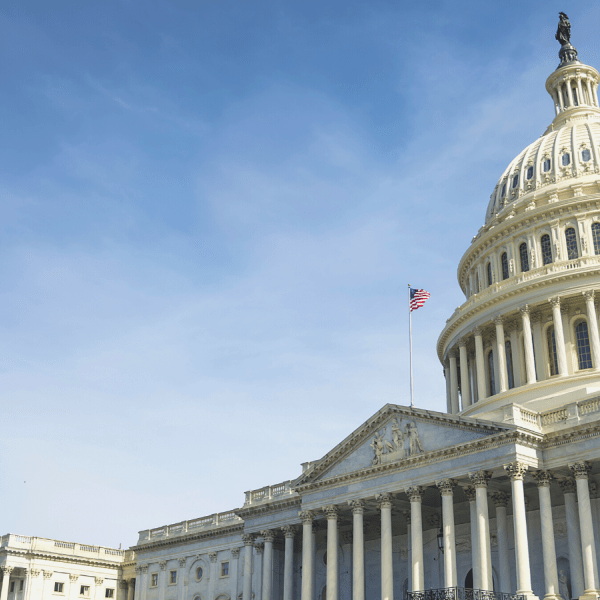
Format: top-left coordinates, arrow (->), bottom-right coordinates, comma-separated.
370,419 -> 424,465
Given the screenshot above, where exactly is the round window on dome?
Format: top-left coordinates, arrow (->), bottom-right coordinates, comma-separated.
582,149 -> 591,162
512,174 -> 519,188
562,153 -> 571,166
543,158 -> 551,172
526,166 -> 534,180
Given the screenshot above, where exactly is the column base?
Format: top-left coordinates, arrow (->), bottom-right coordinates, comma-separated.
516,591 -> 539,600
578,592 -> 599,600
543,595 -> 563,600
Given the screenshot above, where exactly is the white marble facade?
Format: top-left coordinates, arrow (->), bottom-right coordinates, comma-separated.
4,16 -> 600,600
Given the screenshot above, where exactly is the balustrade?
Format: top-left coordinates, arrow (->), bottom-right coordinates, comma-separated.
407,588 -> 526,600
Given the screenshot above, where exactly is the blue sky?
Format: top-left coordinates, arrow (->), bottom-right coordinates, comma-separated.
1,1 -> 598,549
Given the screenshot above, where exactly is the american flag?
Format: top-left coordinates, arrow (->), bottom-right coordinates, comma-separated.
409,288 -> 430,312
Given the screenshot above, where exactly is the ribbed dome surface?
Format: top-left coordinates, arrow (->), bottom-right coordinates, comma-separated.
485,117 -> 600,224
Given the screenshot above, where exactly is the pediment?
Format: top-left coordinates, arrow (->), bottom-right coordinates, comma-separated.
293,404 -> 511,487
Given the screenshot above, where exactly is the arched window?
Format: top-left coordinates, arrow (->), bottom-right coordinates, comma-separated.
487,350 -> 496,396
592,223 -> 600,255
526,165 -> 534,180
575,320 -> 593,370
505,340 -> 514,389
543,158 -> 551,172
512,173 -> 519,188
565,227 -> 579,260
547,326 -> 558,376
519,242 -> 529,272
475,273 -> 480,294
582,148 -> 591,162
541,234 -> 553,265
562,153 -> 571,166
501,183 -> 506,197
487,263 -> 493,287
501,252 -> 509,280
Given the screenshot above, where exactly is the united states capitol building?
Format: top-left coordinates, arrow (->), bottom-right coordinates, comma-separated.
4,13 -> 600,600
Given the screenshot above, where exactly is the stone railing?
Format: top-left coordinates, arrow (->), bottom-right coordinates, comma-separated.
450,255 -> 600,324
243,480 -> 296,506
0,535 -> 125,562
503,396 -> 600,430
407,588 -> 525,600
138,510 -> 243,544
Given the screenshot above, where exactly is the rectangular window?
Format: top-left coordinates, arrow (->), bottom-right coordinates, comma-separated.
105,590 -> 115,599
221,562 -> 229,577
10,582 -> 15,593
80,585 -> 90,597
170,571 -> 177,585
19,581 -> 24,591
54,582 -> 65,593
151,574 -> 158,587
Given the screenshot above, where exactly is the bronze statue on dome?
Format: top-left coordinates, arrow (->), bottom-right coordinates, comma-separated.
556,12 -> 571,46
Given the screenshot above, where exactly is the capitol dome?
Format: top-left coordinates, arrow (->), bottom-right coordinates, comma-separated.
438,26 -> 600,429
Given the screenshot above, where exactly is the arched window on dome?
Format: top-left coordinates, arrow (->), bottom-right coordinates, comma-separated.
592,223 -> 600,255
572,87 -> 579,106
541,234 -> 553,265
512,173 -> 519,188
475,273 -> 480,294
565,227 -> 579,260
501,183 -> 506,197
486,263 -> 492,287
543,158 -> 551,172
519,242 -> 529,272
501,252 -> 509,280
562,153 -> 571,166
575,320 -> 593,370
505,340 -> 514,389
487,349 -> 496,396
547,326 -> 558,376
582,148 -> 591,162
526,166 -> 534,180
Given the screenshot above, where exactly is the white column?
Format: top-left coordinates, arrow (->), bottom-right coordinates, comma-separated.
464,486 -> 480,590
157,563 -> 166,600
491,492 -> 511,593
550,297 -> 568,376
520,306 -> 537,384
566,79 -> 575,106
300,513 -> 314,600
407,486 -> 425,592
242,534 -> 255,600
494,316 -> 508,392
469,471 -> 493,591
459,340 -> 472,408
449,351 -> 460,414
133,568 -> 141,600
0,567 -> 13,600
474,327 -> 487,401
376,494 -> 393,600
94,578 -> 104,600
586,79 -> 595,106
570,462 -> 600,598
348,501 -> 365,600
436,479 -> 457,588
311,523 -> 317,600
323,505 -> 339,600
24,570 -> 41,600
559,478 -> 585,599
557,85 -> 565,110
254,545 -> 263,600
533,471 -> 561,600
577,78 -> 585,106
403,510 -> 412,593
177,559 -> 186,600
261,530 -> 275,600
444,362 -> 452,413
281,527 -> 295,600
584,291 -> 600,370
505,463 -> 536,599
232,548 -> 241,600
127,579 -> 135,600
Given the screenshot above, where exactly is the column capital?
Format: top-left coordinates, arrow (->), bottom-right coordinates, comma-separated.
127,579 -> 136,588
254,543 -> 264,555
584,290 -> 596,302
322,504 -> 339,520
207,553 -> 217,563
231,547 -> 242,557
519,304 -> 530,316
549,296 -> 562,308
448,349 -> 458,359
436,479 -> 456,496
348,499 -> 364,514
1,566 -> 13,576
69,574 -> 79,583
569,461 -> 592,480
29,570 -> 40,578
260,529 -> 276,542
473,326 -> 483,336
141,565 -> 149,574
119,580 -> 128,590
490,491 -> 510,507
557,477 -> 577,494
242,534 -> 255,545
458,338 -> 468,348
462,485 -> 477,502
281,525 -> 296,539
375,492 -> 393,509
469,470 -> 492,488
159,561 -> 166,571
95,577 -> 104,586
178,557 -> 187,568
298,510 -> 314,524
43,571 -> 53,580
532,470 -> 553,487
504,462 -> 528,481
406,486 -> 425,502
493,315 -> 504,325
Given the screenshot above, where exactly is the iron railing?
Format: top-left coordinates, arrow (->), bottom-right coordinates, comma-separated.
407,588 -> 525,600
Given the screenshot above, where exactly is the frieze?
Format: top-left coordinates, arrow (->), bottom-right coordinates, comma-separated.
370,419 -> 424,465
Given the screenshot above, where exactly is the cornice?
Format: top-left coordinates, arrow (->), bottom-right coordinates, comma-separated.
294,429 -> 540,493
292,405 -> 507,488
0,548 -> 122,570
131,523 -> 244,554
542,422 -> 600,449
437,271 -> 600,361
235,496 -> 301,519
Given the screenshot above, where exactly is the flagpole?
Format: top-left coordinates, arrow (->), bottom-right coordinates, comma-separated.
408,284 -> 414,408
